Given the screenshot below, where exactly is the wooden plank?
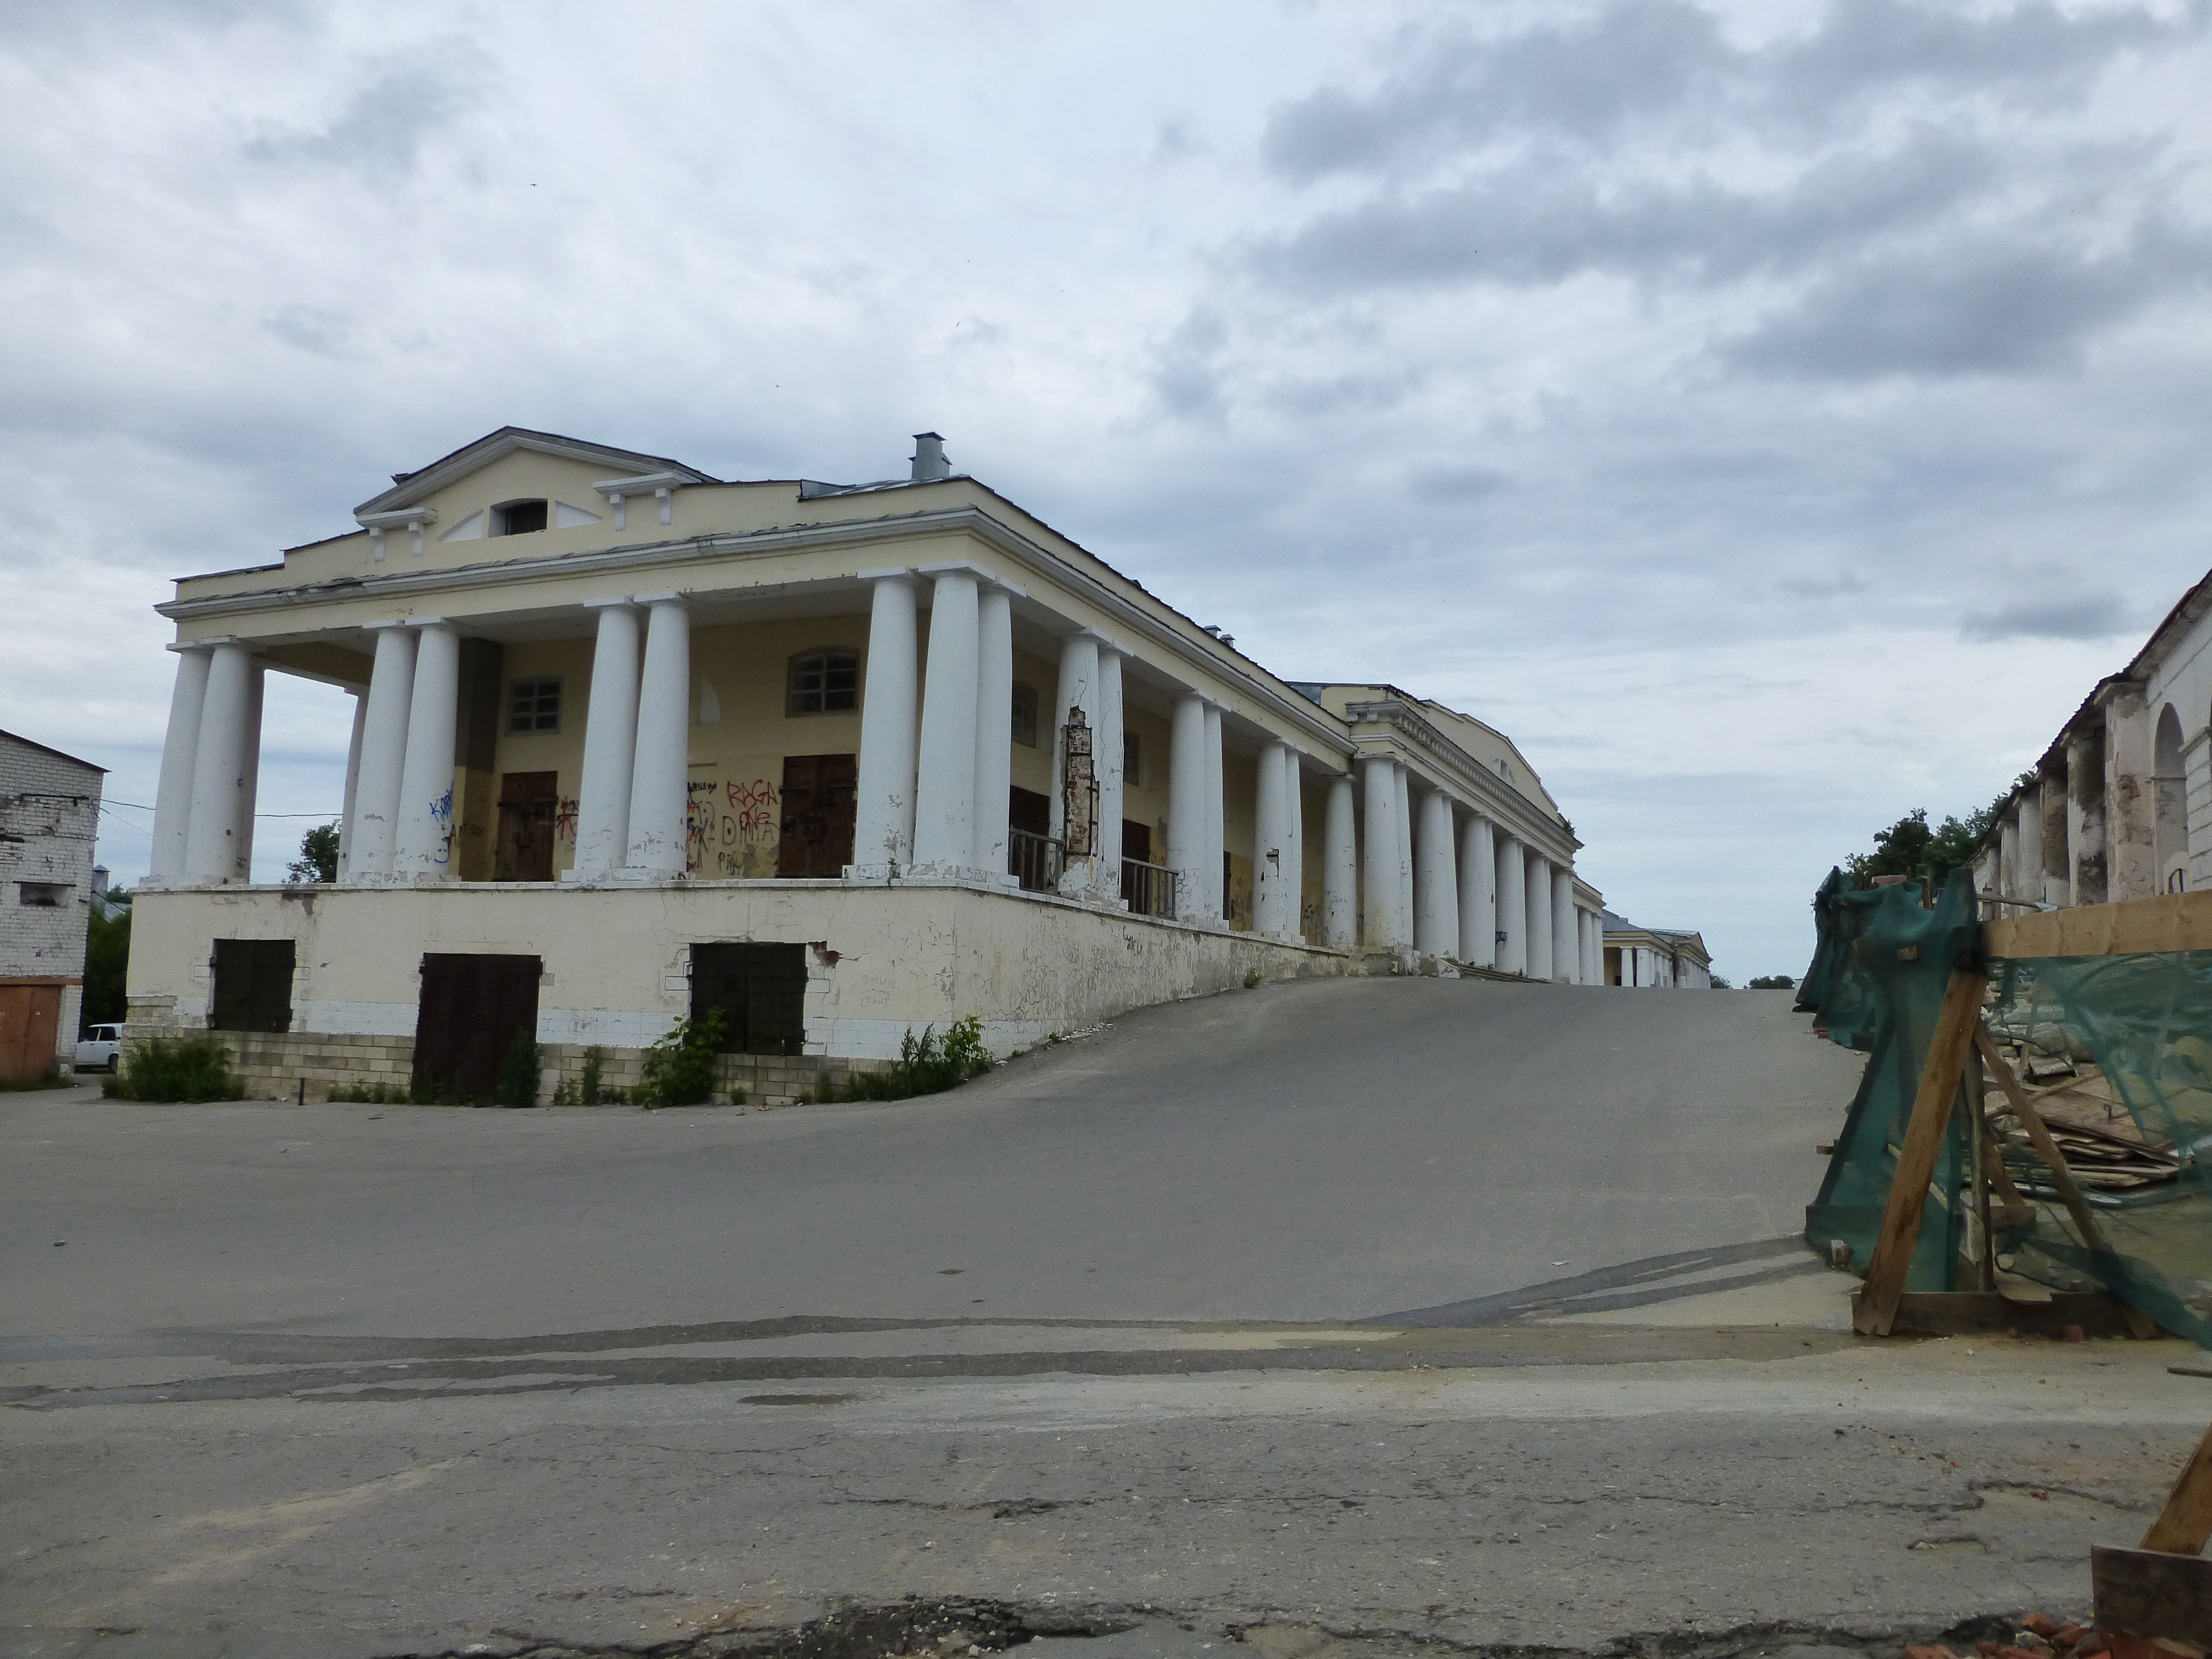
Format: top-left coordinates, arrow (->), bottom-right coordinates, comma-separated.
2144,1418 -> 2212,1555
1986,889 -> 2212,959
1977,1026 -> 2122,1260
2095,1545 -> 2212,1643
1855,966 -> 1987,1337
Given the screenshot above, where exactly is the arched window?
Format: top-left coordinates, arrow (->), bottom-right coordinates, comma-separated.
788,648 -> 858,714
2157,703 -> 2190,891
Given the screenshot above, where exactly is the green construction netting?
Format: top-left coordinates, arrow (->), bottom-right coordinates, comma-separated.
1799,867 -> 2212,1346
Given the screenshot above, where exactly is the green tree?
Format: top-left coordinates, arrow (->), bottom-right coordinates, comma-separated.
287,821 -> 340,883
1843,775 -> 2033,891
81,901 -> 131,1030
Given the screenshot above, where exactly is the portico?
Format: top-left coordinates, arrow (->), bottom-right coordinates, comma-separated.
131,427 -> 1610,1100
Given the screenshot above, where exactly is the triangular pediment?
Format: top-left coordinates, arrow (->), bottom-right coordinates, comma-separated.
353,427 -> 715,517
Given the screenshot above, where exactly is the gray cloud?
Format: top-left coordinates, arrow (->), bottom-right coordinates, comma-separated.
242,51 -> 473,184
1409,460 -> 1508,502
1148,307 -> 1231,422
1727,227 -> 2209,379
1961,591 -> 2137,642
260,304 -> 362,359
1261,0 -> 2196,182
1250,125 -> 2001,294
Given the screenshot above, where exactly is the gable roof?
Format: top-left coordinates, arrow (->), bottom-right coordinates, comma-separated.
353,427 -> 717,517
1,729 -> 107,774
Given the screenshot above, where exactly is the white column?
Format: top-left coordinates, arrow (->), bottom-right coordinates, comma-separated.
183,643 -> 255,884
573,601 -> 642,878
1281,751 -> 1304,941
232,665 -> 263,883
1255,739 -> 1291,938
1360,756 -> 1398,949
394,621 -> 460,878
1524,851 -> 1552,982
1322,773 -> 1356,950
914,571 -> 982,870
1203,702 -> 1224,920
1586,910 -> 1604,985
1392,762 -> 1414,948
1552,867 -> 1577,984
1168,692 -> 1208,923
1496,835 -> 1527,975
1094,648 -> 1125,899
1459,814 -> 1496,968
624,595 -> 691,875
148,646 -> 212,882
1414,786 -> 1459,958
972,587 -> 1014,877
336,690 -> 367,880
348,623 -> 417,879
2017,798 -> 2044,907
1998,813 -> 2020,901
853,572 -> 920,870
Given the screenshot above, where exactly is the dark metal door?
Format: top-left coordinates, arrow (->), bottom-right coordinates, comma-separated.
413,953 -> 541,1100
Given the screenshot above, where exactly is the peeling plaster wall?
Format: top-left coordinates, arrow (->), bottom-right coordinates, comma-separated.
126,881 -> 1353,1064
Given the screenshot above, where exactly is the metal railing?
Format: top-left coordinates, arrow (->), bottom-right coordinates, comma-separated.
1009,828 -> 1064,894
1122,857 -> 1177,919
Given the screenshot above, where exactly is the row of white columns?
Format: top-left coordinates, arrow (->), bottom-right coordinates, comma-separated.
149,641 -> 264,885
1346,754 -> 1601,980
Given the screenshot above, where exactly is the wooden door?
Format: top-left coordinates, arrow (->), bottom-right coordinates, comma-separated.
495,771 -> 558,882
0,983 -> 62,1083
413,953 -> 541,1101
777,754 -> 857,877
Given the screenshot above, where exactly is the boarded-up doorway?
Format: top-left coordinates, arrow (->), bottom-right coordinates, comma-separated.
689,943 -> 809,1055
209,939 -> 295,1032
0,982 -> 63,1083
777,754 -> 856,877
413,953 -> 541,1100
495,771 -> 558,882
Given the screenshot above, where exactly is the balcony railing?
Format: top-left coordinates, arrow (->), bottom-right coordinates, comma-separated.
1121,857 -> 1177,919
1009,828 -> 1064,894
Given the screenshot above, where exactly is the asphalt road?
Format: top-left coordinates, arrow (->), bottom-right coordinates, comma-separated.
6,978 -> 2203,1659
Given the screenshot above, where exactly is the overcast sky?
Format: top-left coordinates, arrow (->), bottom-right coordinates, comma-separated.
5,0 -> 2210,980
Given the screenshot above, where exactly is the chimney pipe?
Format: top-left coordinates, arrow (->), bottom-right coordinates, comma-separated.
910,432 -> 950,483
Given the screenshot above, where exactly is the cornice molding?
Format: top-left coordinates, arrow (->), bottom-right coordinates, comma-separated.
1342,697 -> 1578,857
161,503 -> 1355,759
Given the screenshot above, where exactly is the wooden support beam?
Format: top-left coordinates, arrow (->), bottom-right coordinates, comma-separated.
1853,966 -> 1986,1337
1974,1025 -> 2160,1341
2144,1417 -> 2212,1556
1985,888 -> 2212,959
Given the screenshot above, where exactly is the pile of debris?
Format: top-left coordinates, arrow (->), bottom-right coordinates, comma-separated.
1909,1612 -> 2114,1659
1983,1039 -> 2181,1197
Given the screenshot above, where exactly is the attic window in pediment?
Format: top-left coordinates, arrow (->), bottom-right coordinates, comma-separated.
493,499 -> 550,536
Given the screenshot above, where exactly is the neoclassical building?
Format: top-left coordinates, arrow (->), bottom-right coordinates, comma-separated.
132,428 -> 1606,1099
1976,566 -> 2212,913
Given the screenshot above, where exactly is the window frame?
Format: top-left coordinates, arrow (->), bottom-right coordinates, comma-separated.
786,648 -> 860,716
1011,681 -> 1039,748
507,676 -> 562,735
491,499 -> 550,537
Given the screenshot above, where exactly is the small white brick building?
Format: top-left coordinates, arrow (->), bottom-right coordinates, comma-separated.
0,730 -> 104,1081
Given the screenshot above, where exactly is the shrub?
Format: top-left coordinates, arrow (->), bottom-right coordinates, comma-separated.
839,1017 -> 994,1102
104,1036 -> 243,1103
636,1010 -> 728,1107
494,1030 -> 541,1108
1242,967 -> 1262,989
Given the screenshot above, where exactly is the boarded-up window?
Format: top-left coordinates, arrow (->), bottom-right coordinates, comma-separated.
495,771 -> 558,881
413,953 -> 541,1100
689,943 -> 807,1055
209,939 -> 295,1033
777,754 -> 857,877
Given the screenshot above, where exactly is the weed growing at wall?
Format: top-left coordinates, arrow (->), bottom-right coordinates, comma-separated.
816,1018 -> 994,1103
550,1046 -> 631,1105
327,1080 -> 410,1103
103,1037 -> 242,1103
495,1031 -> 541,1108
636,1010 -> 729,1107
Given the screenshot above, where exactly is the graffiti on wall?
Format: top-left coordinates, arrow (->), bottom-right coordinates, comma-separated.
686,774 -> 782,877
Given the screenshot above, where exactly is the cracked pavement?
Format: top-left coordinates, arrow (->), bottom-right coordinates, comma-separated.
5,979 -> 2208,1658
